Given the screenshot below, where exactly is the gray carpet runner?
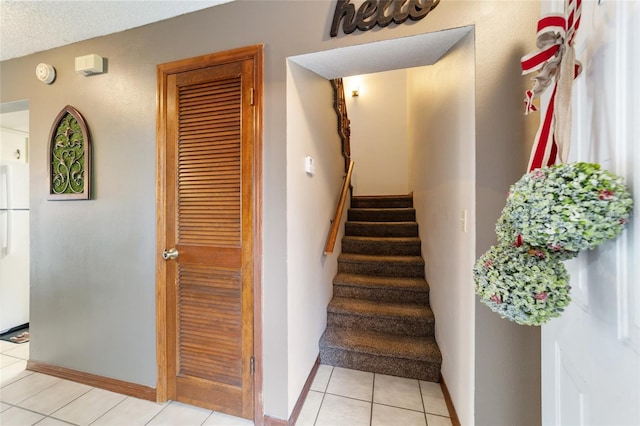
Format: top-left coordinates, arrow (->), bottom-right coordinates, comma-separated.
319,194 -> 442,382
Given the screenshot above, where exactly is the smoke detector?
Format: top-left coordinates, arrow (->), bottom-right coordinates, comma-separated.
36,63 -> 56,84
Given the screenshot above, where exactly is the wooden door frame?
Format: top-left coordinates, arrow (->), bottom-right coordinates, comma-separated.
155,44 -> 264,422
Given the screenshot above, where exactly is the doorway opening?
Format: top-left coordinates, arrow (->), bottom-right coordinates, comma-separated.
0,100 -> 30,341
285,27 -> 476,419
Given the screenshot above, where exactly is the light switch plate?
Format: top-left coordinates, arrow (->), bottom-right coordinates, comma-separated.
461,209 -> 468,233
305,156 -> 315,175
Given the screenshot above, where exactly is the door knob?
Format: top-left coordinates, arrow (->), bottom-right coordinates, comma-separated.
162,248 -> 179,260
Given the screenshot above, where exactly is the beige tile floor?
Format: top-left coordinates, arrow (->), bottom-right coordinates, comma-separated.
0,340 -> 252,426
298,364 -> 452,426
1,340 -> 451,425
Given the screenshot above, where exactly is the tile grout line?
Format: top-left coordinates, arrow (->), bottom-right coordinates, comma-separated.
371,400 -> 428,414
144,399 -> 174,426
323,391 -> 376,405
420,381 -> 452,420
0,362 -> 35,389
0,401 -> 80,426
35,384 -> 95,426
313,366 -> 334,426
418,379 -> 428,425
0,371 -> 36,390
2,365 -> 124,426
313,391 -> 327,426
27,379 -> 93,419
86,390 -> 129,426
0,402 -> 49,417
428,413 -> 452,419
5,374 -> 62,406
370,373 -> 376,426
41,415 -> 80,426
1,353 -> 27,362
373,376 -> 444,422
198,405 -> 220,426
200,406 -> 215,426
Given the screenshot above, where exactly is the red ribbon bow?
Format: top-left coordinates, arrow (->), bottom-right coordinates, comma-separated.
521,0 -> 582,172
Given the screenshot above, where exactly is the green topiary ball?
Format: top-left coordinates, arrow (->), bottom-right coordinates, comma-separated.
473,244 -> 572,326
503,162 -> 633,252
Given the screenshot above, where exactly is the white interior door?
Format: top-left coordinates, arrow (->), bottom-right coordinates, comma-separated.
541,1 -> 640,424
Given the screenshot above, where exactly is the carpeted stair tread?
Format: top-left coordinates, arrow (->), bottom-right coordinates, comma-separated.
339,253 -> 424,264
334,273 -> 429,292
345,221 -> 418,238
338,253 -> 425,278
341,236 -> 421,256
351,195 -> 413,209
319,327 -> 441,380
333,273 -> 430,303
320,327 -> 442,363
328,297 -> 434,322
348,208 -> 416,222
342,236 -> 421,244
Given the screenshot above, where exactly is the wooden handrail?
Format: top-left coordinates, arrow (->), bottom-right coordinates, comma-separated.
331,78 -> 351,173
324,160 -> 354,255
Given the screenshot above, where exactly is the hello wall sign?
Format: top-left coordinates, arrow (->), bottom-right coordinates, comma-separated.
330,0 -> 441,37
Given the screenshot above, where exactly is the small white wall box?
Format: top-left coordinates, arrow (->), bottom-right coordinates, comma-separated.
75,54 -> 104,76
305,156 -> 316,175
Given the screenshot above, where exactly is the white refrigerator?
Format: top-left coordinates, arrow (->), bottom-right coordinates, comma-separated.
0,128 -> 29,334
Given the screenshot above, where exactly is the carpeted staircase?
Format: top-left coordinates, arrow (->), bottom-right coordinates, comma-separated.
319,194 -> 442,382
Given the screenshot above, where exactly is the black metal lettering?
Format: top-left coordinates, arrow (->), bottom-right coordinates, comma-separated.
330,0 -> 440,37
408,0 -> 440,21
356,0 -> 379,32
331,0 -> 357,37
392,0 -> 411,25
376,0 -> 395,27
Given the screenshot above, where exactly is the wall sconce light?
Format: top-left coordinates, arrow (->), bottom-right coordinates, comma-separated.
75,54 -> 104,76
352,88 -> 359,97
35,63 -> 56,84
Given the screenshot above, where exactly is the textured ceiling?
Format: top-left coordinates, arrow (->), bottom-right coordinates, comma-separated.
289,26 -> 472,80
0,0 -> 234,61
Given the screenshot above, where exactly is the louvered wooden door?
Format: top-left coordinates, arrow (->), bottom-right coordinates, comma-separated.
158,47 -> 262,420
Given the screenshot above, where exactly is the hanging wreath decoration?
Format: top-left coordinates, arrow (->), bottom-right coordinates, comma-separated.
502,162 -> 633,253
475,162 -> 633,326
473,245 -> 571,326
474,0 -> 634,326
495,209 -> 578,262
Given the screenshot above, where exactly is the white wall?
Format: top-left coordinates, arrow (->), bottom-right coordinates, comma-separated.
344,70 -> 409,196
286,61 -> 345,413
407,31 -> 476,425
